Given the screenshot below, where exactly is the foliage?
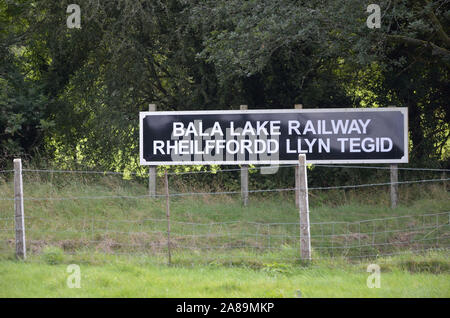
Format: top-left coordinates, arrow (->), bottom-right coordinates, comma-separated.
42,246 -> 64,265
0,0 -> 49,165
0,0 -> 448,172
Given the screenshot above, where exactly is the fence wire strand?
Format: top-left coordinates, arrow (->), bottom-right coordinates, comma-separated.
1,166 -> 449,263
1,210 -> 448,261
19,164 -> 450,176
0,177 -> 445,201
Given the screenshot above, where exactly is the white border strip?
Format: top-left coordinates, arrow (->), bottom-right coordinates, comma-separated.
139,108 -> 409,165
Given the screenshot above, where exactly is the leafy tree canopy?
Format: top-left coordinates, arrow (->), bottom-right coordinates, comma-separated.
0,0 -> 448,170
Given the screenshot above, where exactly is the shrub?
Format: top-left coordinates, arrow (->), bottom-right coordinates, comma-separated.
42,246 -> 64,265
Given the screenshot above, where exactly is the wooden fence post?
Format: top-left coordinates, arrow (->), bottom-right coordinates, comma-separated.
14,158 -> 26,260
442,171 -> 447,192
389,105 -> 399,209
390,164 -> 398,209
240,105 -> 249,206
294,104 -> 303,208
149,103 -> 157,197
297,154 -> 311,260
164,169 -> 171,265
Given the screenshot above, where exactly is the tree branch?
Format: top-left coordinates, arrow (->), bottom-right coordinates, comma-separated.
423,0 -> 450,48
387,34 -> 450,57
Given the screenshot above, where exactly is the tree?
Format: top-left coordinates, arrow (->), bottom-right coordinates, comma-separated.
0,0 -> 49,165
189,0 -> 450,165
1,0 -> 448,171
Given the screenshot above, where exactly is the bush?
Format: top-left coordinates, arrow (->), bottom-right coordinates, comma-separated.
42,246 -> 64,265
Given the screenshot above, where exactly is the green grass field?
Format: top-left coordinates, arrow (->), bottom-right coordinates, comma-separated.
0,251 -> 449,297
0,173 -> 449,297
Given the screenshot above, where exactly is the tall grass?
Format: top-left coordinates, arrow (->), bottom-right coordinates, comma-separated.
0,171 -> 448,263
0,250 -> 448,297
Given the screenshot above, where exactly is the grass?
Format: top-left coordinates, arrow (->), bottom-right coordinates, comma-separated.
0,172 -> 449,297
0,175 -> 448,258
0,250 -> 449,297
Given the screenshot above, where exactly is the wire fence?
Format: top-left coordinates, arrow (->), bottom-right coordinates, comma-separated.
0,177 -> 448,201
0,165 -> 449,264
0,211 -> 448,262
17,164 -> 450,175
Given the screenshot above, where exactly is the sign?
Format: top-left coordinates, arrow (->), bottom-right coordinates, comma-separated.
140,108 -> 408,165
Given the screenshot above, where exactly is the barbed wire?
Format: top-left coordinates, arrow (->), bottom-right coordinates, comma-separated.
4,211 -> 441,233
2,210 -> 448,261
19,164 -> 450,176
338,247 -> 450,260
2,162 -> 449,263
18,228 -> 449,257
53,247 -> 448,263
314,165 -> 450,172
12,210 -> 449,225
21,223 -> 443,239
21,165 -> 294,176
16,211 -> 450,229
0,177 -> 445,201
22,168 -> 141,176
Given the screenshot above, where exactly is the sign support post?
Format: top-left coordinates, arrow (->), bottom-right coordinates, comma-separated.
390,164 -> 398,208
298,154 -> 311,260
14,158 -> 26,260
294,104 -> 303,208
240,105 -> 249,206
148,103 -> 157,198
390,106 -> 398,209
164,169 -> 171,265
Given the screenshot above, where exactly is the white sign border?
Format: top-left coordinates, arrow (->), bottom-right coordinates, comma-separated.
139,107 -> 408,165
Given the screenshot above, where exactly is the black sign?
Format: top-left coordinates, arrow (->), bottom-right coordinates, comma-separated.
140,108 -> 408,165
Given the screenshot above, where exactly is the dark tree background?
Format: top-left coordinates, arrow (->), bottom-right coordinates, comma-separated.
1,0 -> 449,178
